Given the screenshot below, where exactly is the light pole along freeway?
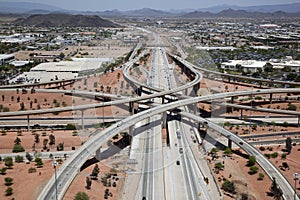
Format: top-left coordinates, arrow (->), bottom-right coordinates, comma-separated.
37,88 -> 300,200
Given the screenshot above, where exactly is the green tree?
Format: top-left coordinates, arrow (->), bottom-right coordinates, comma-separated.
86,177 -> 92,189
4,177 -> 13,186
215,162 -> 224,170
222,179 -> 235,194
247,156 -> 256,166
74,191 -> 89,200
12,144 -> 25,153
258,173 -> 265,180
249,166 -> 259,175
34,134 -> 40,143
224,147 -> 232,156
35,157 -> 43,167
49,134 -> 55,146
4,157 -> 13,168
0,167 -> 7,175
43,138 -> 49,150
285,137 -> 292,154
15,155 -> 23,163
270,177 -> 283,200
5,187 -> 13,196
90,164 -> 100,180
14,137 -> 21,145
57,142 -> 64,151
287,103 -> 297,111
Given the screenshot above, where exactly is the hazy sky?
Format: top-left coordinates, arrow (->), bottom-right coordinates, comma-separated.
3,0 -> 300,11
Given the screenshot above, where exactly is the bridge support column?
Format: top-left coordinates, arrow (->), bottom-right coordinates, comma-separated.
270,93 -> 273,104
27,115 -> 30,131
81,110 -> 84,130
240,109 -> 243,119
185,88 -> 188,96
129,102 -> 134,114
298,116 -> 300,127
162,96 -> 165,104
231,96 -> 234,104
129,125 -> 134,142
95,147 -> 101,161
162,112 -> 167,129
228,139 -> 232,149
193,84 -> 199,95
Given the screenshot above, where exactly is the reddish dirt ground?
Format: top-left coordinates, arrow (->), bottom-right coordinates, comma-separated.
208,151 -> 273,200
0,159 -> 57,200
0,130 -> 84,153
257,144 -> 300,196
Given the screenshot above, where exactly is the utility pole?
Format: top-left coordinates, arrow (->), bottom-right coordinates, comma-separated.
53,161 -> 58,200
294,173 -> 299,200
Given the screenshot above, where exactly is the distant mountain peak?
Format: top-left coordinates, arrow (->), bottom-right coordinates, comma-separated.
13,13 -> 120,27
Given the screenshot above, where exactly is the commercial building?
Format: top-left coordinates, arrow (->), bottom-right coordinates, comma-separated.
221,60 -> 271,72
10,58 -> 112,84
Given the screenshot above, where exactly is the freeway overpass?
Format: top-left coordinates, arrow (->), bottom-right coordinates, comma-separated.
37,88 -> 300,200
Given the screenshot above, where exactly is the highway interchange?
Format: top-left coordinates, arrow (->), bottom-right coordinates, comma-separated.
0,30 -> 299,200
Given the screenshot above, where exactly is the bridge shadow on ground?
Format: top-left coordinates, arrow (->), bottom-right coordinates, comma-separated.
80,134 -> 131,171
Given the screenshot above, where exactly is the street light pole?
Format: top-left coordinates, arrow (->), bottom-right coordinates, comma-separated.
294,173 -> 299,200
102,91 -> 104,129
53,161 -> 58,200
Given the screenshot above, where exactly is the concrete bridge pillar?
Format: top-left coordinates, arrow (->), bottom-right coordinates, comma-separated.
193,84 -> 199,95
27,115 -> 30,131
228,139 -> 232,149
81,110 -> 84,130
240,109 -> 243,119
162,112 -> 167,129
231,96 -> 234,104
185,88 -> 188,96
129,102 -> 134,114
139,86 -> 143,96
270,93 -> 273,104
161,96 -> 165,104
129,125 -> 134,140
95,147 -> 101,161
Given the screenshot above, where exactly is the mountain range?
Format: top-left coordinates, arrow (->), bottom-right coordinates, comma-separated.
13,14 -> 119,27
0,1 -> 300,18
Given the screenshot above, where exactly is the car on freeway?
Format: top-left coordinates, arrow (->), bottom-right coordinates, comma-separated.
179,148 -> 183,153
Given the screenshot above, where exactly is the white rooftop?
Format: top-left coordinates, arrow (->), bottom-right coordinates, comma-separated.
222,60 -> 268,68
9,71 -> 78,84
10,60 -> 30,67
0,54 -> 14,60
196,46 -> 237,51
30,59 -> 111,73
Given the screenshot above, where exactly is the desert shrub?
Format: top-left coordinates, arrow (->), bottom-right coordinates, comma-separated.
28,167 -> 37,173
